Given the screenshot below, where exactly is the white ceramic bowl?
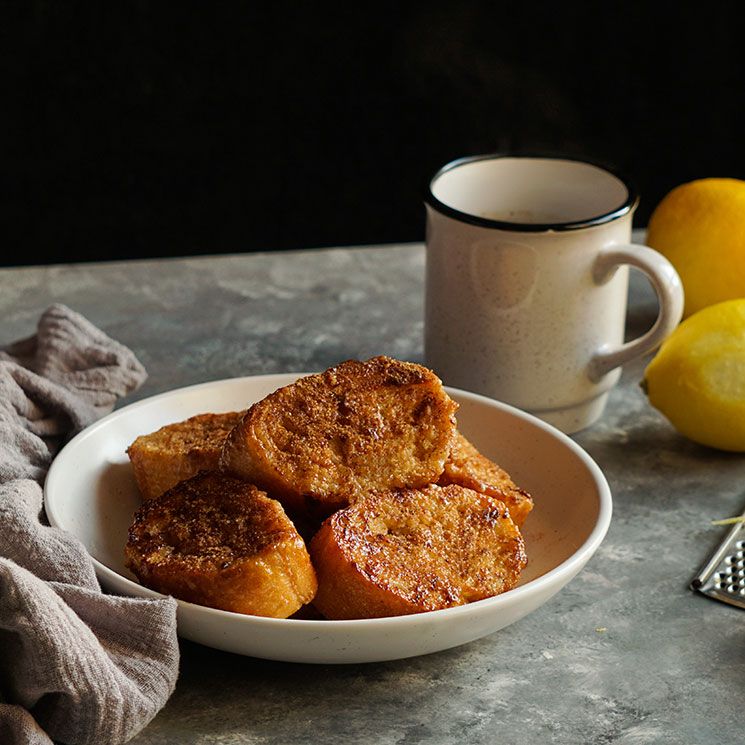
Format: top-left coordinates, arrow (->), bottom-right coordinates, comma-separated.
44,374 -> 612,664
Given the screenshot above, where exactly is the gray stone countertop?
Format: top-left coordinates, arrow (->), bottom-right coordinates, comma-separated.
1,243 -> 743,744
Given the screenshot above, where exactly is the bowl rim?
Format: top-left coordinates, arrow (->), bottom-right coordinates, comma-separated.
44,373 -> 613,630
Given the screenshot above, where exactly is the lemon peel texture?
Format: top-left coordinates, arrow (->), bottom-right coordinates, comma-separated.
644,298 -> 745,451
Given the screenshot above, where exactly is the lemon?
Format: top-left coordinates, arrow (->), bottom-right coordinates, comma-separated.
647,178 -> 745,318
644,299 -> 745,451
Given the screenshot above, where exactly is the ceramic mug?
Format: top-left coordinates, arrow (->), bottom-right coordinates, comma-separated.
424,154 -> 684,433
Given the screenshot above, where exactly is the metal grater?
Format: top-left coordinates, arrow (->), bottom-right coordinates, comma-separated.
691,509 -> 745,610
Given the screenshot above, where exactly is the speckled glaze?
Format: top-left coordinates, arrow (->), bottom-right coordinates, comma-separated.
425,156 -> 683,433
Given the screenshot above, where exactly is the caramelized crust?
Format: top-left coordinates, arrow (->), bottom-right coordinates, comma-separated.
125,471 -> 317,617
127,411 -> 244,500
310,484 -> 527,619
221,356 -> 458,513
439,431 -> 534,528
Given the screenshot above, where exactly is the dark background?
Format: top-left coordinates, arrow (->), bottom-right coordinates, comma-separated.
1,2 -> 743,267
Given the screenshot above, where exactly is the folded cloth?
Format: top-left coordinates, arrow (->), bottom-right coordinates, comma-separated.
0,305 -> 179,745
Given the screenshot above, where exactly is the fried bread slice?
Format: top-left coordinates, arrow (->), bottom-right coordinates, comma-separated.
127,411 -> 244,500
309,483 -> 527,619
221,356 -> 458,513
439,431 -> 534,527
125,470 -> 317,617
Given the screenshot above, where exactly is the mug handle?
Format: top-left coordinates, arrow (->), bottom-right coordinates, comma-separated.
587,244 -> 685,381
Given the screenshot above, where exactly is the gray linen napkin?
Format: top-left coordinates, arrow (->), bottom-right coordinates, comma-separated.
0,305 -> 179,745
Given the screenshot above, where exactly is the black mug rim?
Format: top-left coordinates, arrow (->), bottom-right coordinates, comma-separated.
424,153 -> 639,232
